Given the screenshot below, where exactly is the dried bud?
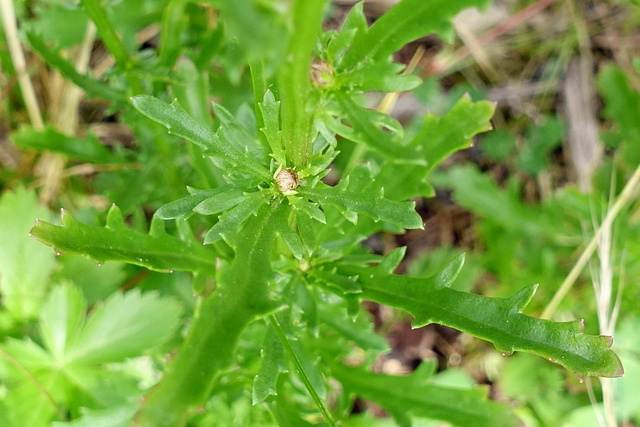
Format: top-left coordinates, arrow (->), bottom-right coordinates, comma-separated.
275,168 -> 298,193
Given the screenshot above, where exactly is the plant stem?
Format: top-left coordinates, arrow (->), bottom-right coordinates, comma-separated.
0,0 -> 44,129
134,203 -> 282,427
270,315 -> 336,427
278,0 -> 326,168
542,161 -> 640,319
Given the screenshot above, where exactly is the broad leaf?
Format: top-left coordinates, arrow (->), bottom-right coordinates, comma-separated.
0,188 -> 56,323
64,288 -> 182,364
338,253 -> 624,379
332,360 -> 517,427
131,95 -> 271,180
30,204 -> 217,274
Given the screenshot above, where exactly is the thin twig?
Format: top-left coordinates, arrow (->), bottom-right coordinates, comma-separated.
541,162 -> 640,319
0,0 -> 44,129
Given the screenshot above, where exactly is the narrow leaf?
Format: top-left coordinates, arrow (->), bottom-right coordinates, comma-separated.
131,95 -> 271,180
340,255 -> 624,378
332,361 -> 517,427
30,205 -> 217,274
302,182 -> 423,230
342,0 -> 491,69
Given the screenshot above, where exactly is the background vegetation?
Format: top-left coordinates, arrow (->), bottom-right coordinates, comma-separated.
0,0 -> 639,426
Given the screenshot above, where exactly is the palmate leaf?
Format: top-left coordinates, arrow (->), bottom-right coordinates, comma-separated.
38,283 -> 183,365
30,204 -> 217,274
338,251 -> 623,379
332,360 -> 517,427
0,188 -> 56,323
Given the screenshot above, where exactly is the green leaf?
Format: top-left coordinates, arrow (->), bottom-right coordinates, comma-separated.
193,188 -> 246,216
64,289 -> 182,364
155,188 -> 222,219
252,324 -> 288,405
331,93 -> 422,163
11,126 -> 123,163
342,0 -> 491,70
38,283 -> 86,362
340,60 -> 422,93
26,32 -> 126,102
331,360 -> 517,427
340,254 -> 624,379
302,166 -> 423,230
203,192 -> 268,244
436,165 -> 558,238
517,116 -> 564,175
30,204 -> 218,274
131,95 -> 271,180
258,90 -> 286,165
0,188 -> 56,323
380,95 -> 495,200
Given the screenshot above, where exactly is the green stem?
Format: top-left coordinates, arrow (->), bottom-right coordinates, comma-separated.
134,203 -> 282,427
270,315 -> 336,427
278,0 -> 326,168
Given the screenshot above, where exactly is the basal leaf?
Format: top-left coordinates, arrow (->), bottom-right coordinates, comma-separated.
331,360 -> 517,427
339,254 -> 624,379
0,188 -> 56,323
38,283 -> 86,362
131,95 -> 271,180
65,289 -> 182,364
30,204 -> 217,274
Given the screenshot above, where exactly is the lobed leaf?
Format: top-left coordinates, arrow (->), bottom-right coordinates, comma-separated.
30,204 -> 217,274
131,95 -> 271,180
379,95 -> 496,200
64,289 -> 183,365
0,188 -> 56,323
342,0 -> 491,70
302,176 -> 423,231
331,93 -> 422,163
339,254 -> 624,379
332,360 -> 517,427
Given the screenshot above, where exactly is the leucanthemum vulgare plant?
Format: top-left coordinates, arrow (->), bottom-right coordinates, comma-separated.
21,0 -> 623,426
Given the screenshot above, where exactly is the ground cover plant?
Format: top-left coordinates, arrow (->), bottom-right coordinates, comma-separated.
0,0 -> 637,426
